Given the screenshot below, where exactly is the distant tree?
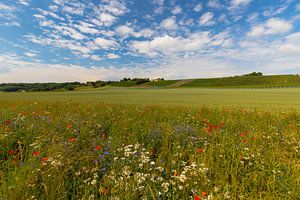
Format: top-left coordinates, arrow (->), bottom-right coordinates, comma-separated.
243,72 -> 263,77
64,85 -> 75,91
121,78 -> 131,82
135,78 -> 150,85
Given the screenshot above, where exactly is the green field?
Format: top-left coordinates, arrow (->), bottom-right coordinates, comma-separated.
1,87 -> 300,110
1,88 -> 300,199
182,75 -> 300,88
2,75 -> 300,92
142,74 -> 300,88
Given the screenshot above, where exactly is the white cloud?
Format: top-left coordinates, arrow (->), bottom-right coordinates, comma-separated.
248,18 -> 293,37
179,18 -> 194,26
231,0 -> 251,8
94,38 -> 118,49
0,3 -> 16,11
171,6 -> 182,15
116,25 -> 133,36
0,3 -> 20,27
107,53 -> 120,59
25,34 -> 91,54
152,0 -> 164,14
33,14 -> 46,19
116,25 -> 154,38
160,17 -> 178,30
193,4 -> 202,12
199,12 -> 215,26
95,13 -> 117,26
0,21 -> 21,27
278,32 -> 300,55
278,44 -> 300,54
296,4 -> 300,11
53,0 -> 64,6
285,32 -> 300,44
148,57 -> 240,80
247,13 -> 258,22
73,21 -> 99,35
218,14 -> 228,23
0,60 -> 105,83
0,54 -> 240,82
63,6 -> 82,15
153,0 -> 164,6
207,0 -> 222,9
99,30 -> 116,37
24,52 -> 37,57
130,33 -> 211,56
90,55 -> 102,61
211,31 -> 233,47
101,0 -> 128,16
39,20 -> 53,27
19,0 -> 30,6
274,5 -> 289,15
62,3 -> 85,15
263,5 -> 289,17
37,9 -> 65,21
53,25 -> 86,40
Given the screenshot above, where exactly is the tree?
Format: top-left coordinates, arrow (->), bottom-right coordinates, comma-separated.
242,72 -> 263,77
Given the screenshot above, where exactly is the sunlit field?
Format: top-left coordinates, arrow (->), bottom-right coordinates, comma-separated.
1,87 -> 300,110
0,88 -> 300,199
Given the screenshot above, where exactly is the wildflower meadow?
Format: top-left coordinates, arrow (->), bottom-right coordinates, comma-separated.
0,100 -> 299,199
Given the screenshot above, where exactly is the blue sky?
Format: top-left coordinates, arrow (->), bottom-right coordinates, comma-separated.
0,0 -> 299,82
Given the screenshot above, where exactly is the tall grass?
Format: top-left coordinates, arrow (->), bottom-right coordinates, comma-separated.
0,102 -> 299,199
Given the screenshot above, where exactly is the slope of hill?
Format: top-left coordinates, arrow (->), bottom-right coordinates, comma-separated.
182,75 -> 300,88
142,74 -> 300,88
2,75 -> 300,92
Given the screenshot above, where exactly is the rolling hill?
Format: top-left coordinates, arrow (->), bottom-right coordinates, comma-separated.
143,74 -> 300,88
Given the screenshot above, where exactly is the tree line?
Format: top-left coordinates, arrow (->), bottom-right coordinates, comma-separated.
0,78 -> 151,92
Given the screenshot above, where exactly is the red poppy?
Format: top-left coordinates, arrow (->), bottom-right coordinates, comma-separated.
207,123 -> 213,128
5,119 -> 11,125
8,150 -> 15,155
40,157 -> 48,162
68,137 -> 76,142
287,124 -> 293,128
32,151 -> 41,156
173,170 -> 178,176
194,195 -> 201,200
101,188 -> 108,196
204,127 -> 212,134
240,131 -> 249,137
213,125 -> 219,130
196,148 -> 205,153
95,145 -> 101,151
219,122 -> 225,127
67,124 -> 72,129
242,140 -> 248,143
202,191 -> 207,197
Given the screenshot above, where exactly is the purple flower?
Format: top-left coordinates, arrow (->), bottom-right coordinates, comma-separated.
101,167 -> 107,175
94,159 -> 99,164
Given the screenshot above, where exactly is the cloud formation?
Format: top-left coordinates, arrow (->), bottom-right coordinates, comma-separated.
0,0 -> 299,82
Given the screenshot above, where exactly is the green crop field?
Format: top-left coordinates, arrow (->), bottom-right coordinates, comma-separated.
143,75 -> 300,88
144,80 -> 178,87
1,87 -> 300,110
0,88 -> 300,199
